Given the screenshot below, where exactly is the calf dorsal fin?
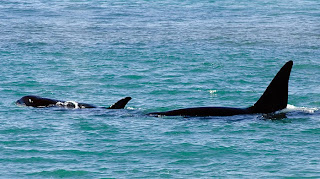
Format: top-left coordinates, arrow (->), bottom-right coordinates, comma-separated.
107,97 -> 132,109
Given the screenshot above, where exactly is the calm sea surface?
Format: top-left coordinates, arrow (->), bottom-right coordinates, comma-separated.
1,0 -> 320,178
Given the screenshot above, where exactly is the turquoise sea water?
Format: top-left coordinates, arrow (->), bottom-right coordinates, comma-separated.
1,0 -> 320,178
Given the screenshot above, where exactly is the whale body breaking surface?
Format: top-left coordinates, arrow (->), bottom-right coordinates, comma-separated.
148,61 -> 293,117
16,96 -> 132,109
16,61 -> 295,117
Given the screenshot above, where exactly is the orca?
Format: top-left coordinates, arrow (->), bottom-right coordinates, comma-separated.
148,60 -> 293,117
16,95 -> 132,109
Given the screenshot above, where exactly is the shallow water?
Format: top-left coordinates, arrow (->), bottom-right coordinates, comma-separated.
1,0 -> 320,178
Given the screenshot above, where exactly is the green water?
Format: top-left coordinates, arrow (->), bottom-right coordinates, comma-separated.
1,0 -> 320,178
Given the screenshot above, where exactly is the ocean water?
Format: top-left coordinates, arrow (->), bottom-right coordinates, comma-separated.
1,0 -> 320,178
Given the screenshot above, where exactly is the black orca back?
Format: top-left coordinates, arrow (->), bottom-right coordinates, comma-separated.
148,61 -> 294,117
16,95 -> 132,109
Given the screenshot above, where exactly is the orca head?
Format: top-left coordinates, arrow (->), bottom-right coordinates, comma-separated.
16,95 -> 59,107
16,95 -> 39,107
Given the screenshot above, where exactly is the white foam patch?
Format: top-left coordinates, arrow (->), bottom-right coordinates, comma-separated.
208,90 -> 217,96
279,104 -> 318,114
56,101 -> 80,109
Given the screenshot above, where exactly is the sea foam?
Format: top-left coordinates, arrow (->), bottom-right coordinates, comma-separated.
280,104 -> 318,114
56,101 -> 80,109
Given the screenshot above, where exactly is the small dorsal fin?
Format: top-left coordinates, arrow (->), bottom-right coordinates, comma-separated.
250,61 -> 293,113
107,97 -> 132,109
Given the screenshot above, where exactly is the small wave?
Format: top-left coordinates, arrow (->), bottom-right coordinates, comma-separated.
280,104 -> 318,114
29,169 -> 89,178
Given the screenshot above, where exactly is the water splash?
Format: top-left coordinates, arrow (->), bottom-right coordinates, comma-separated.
280,104 -> 318,114
56,101 -> 80,109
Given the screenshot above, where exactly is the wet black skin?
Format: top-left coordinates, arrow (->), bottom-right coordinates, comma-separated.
148,61 -> 293,117
16,95 -> 132,109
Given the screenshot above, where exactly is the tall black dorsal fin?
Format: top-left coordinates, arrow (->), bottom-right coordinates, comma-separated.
250,61 -> 293,113
107,97 -> 132,109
